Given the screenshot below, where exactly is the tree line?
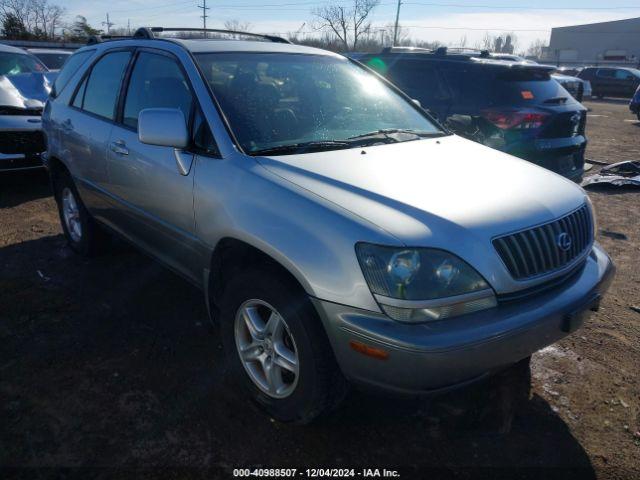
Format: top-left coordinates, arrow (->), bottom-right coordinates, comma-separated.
0,0 -> 546,57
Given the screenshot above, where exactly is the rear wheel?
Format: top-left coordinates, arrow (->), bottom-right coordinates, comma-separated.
54,171 -> 107,256
220,267 -> 346,423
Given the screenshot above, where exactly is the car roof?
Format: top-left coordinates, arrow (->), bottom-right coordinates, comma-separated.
354,51 -> 555,71
0,43 -> 33,54
168,38 -> 341,57
86,37 -> 341,59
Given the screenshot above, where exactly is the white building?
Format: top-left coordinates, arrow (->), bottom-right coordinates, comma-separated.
543,17 -> 640,66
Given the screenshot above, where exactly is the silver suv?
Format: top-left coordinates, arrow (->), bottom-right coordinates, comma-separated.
43,28 -> 614,423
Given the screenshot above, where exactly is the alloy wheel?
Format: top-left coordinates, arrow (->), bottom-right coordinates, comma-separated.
234,299 -> 299,399
61,187 -> 82,243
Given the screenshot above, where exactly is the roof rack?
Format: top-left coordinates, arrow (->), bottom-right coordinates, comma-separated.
381,46 -> 431,53
87,27 -> 291,45
434,47 -> 491,57
380,46 -> 491,57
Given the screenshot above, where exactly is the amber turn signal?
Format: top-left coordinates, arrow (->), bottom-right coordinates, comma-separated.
349,340 -> 389,360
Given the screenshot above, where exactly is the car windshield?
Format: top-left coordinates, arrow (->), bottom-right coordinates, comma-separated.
32,52 -> 70,70
0,52 -> 47,76
195,52 -> 443,155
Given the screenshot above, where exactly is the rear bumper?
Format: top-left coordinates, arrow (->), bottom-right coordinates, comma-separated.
313,243 -> 614,395
0,115 -> 45,171
507,136 -> 586,181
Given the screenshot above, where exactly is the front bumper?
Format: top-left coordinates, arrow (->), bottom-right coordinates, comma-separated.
313,243 -> 614,395
0,114 -> 45,172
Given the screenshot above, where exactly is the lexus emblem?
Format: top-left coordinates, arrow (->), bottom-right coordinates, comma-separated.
557,232 -> 572,252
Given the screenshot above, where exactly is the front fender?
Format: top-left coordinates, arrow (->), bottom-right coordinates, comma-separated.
193,154 -> 401,312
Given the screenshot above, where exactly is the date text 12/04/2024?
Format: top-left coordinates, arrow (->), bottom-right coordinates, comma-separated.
232,469 -> 401,478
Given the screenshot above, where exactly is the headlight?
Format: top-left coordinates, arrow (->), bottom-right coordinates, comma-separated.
356,243 -> 496,323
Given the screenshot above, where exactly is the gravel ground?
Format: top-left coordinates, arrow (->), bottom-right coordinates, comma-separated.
0,99 -> 638,479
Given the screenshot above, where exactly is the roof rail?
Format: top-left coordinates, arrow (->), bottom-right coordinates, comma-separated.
87,27 -> 291,46
86,34 -> 131,45
381,46 -> 431,53
148,27 -> 291,44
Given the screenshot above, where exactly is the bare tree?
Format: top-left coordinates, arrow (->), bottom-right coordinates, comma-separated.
0,0 -> 65,39
312,0 -> 379,51
32,0 -> 65,38
223,19 -> 252,33
526,38 -> 547,60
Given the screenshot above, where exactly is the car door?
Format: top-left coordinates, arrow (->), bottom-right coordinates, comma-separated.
61,49 -> 133,211
595,68 -> 616,96
105,48 -> 201,282
614,69 -> 638,97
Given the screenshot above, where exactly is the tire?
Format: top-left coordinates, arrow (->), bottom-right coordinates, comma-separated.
54,170 -> 107,256
636,112 -> 640,122
219,266 -> 346,423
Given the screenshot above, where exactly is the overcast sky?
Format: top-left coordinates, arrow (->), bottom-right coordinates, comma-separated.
61,0 -> 640,51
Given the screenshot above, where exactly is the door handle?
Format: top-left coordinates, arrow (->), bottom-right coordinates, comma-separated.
61,119 -> 73,133
110,140 -> 129,156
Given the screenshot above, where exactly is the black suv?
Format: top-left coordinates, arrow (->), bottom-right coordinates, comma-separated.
578,67 -> 640,99
351,48 -> 587,181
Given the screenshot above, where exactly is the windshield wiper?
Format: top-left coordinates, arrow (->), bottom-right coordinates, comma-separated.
347,128 -> 445,142
250,140 -> 352,156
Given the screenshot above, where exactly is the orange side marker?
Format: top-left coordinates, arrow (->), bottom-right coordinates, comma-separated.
349,340 -> 389,360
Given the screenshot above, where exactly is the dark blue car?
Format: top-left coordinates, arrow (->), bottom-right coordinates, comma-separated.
350,48 -> 588,182
630,85 -> 640,121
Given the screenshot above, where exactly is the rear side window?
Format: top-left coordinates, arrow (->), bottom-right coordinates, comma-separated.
122,52 -> 193,129
444,67 -> 571,108
596,69 -> 615,78
77,51 -> 132,121
387,60 -> 451,103
51,50 -> 94,98
615,70 -> 634,80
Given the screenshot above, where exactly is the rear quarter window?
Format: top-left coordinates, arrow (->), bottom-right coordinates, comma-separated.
51,50 -> 94,98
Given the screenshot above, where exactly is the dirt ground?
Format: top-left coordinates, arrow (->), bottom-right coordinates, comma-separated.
1,100 -> 638,479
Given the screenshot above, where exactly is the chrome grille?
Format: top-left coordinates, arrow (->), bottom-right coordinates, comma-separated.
493,204 -> 593,280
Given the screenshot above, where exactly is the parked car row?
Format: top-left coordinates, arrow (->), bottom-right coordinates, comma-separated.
578,67 -> 640,99
40,29 -> 614,423
351,47 -> 588,182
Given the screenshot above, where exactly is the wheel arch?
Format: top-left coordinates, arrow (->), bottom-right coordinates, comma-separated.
46,155 -> 71,200
205,237 -> 312,324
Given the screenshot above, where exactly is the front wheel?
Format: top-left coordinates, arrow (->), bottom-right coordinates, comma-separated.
220,267 -> 346,423
636,111 -> 640,121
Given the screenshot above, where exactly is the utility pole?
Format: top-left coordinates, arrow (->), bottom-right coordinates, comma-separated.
198,0 -> 210,37
102,13 -> 114,34
393,0 -> 402,46
127,19 -> 131,36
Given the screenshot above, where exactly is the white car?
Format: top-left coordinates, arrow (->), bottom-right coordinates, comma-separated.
1,43 -> 52,171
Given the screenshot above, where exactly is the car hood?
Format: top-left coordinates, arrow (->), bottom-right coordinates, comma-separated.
0,72 -> 56,108
256,135 -> 586,249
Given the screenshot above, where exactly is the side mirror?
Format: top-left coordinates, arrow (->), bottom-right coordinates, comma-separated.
138,108 -> 189,149
412,98 -> 421,107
